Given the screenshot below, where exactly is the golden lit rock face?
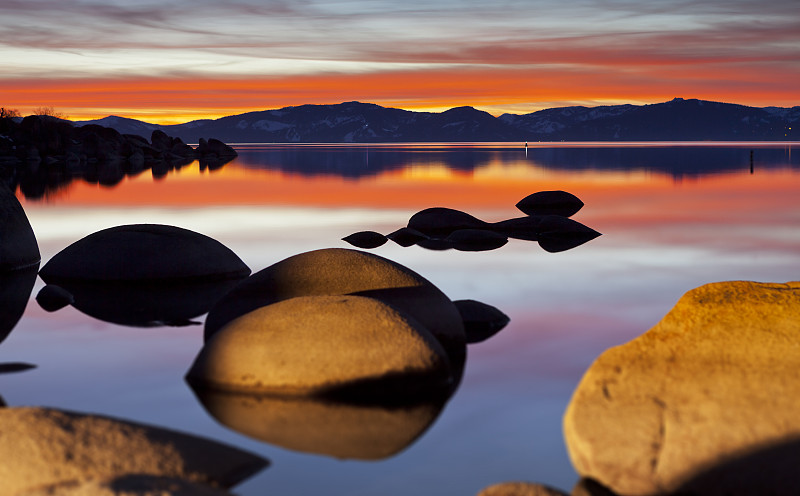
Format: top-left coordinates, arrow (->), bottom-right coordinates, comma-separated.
563,281 -> 800,496
189,295 -> 452,395
203,247 -> 466,374
0,407 -> 268,495
191,388 -> 446,460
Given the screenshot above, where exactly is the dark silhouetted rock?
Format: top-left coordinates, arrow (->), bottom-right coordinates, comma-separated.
446,229 -> 508,251
490,216 -> 543,241
0,362 -> 36,374
407,207 -> 490,237
0,407 -> 268,495
189,387 -> 449,461
453,299 -> 510,343
516,190 -> 584,217
564,281 -> 800,496
386,227 -> 430,247
150,129 -> 173,151
203,248 -> 466,377
536,215 -> 602,253
342,231 -> 388,249
189,294 -> 452,396
0,265 -> 38,344
0,186 -> 40,271
39,224 -> 250,284
35,284 -> 74,312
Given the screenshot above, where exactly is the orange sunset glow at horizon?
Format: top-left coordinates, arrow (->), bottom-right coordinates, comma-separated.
2,1 -> 798,124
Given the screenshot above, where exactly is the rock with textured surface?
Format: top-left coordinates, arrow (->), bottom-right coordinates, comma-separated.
189,294 -> 453,396
18,475 -> 234,496
477,481 -> 569,496
564,281 -> 800,496
203,248 -> 466,374
0,186 -> 40,272
0,407 -> 268,495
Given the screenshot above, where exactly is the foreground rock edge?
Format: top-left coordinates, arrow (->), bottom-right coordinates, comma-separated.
563,280 -> 800,496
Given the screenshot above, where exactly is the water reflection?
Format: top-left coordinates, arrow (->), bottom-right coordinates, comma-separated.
189,385 -> 451,461
232,143 -> 799,180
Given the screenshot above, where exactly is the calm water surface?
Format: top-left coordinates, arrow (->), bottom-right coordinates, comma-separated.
4,143 -> 800,495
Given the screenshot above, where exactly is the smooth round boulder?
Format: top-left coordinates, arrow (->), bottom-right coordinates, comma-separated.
203,248 -> 466,375
39,224 -> 250,284
190,295 -> 453,396
0,265 -> 38,344
564,281 -> 800,496
0,407 -> 268,495
477,481 -> 569,496
20,476 -> 235,496
0,185 -> 40,271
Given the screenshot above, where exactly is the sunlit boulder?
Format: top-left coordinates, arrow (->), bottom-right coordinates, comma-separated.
0,407 -> 268,495
477,481 -> 569,496
21,475 -> 236,496
39,224 -> 250,284
203,248 -> 466,374
190,295 -> 453,396
564,281 -> 800,496
0,185 -> 40,272
188,384 -> 450,461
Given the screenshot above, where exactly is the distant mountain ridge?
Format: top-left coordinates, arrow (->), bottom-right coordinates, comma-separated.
75,99 -> 800,143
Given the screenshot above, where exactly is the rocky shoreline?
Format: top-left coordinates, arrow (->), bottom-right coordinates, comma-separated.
0,114 -> 237,199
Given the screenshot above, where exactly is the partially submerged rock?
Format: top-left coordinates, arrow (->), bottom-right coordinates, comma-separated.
0,185 -> 40,271
0,407 -> 268,495
39,224 -> 250,284
203,248 -> 466,375
453,299 -> 510,344
564,281 -> 800,496
189,295 -> 453,396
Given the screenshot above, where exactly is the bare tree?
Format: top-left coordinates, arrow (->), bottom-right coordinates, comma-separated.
0,107 -> 21,119
32,106 -> 66,119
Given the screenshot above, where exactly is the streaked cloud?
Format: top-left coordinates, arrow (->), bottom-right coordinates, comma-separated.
1,0 -> 797,120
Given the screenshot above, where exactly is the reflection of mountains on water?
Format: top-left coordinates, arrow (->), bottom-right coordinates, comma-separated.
234,144 -> 799,179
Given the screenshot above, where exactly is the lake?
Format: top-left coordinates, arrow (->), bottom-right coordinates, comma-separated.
4,142 -> 800,495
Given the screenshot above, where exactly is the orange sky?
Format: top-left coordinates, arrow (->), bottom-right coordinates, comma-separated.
2,1 -> 798,123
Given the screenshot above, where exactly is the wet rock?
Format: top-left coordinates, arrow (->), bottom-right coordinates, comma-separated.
189,295 -> 453,396
477,481 -> 569,496
453,299 -> 510,343
189,384 -> 449,460
39,224 -> 250,284
516,190 -> 584,217
564,281 -> 800,496
203,248 -> 466,375
0,406 -> 268,495
342,230 -> 388,249
0,185 -> 40,271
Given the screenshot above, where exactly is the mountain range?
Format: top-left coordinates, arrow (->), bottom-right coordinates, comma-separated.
74,98 -> 799,143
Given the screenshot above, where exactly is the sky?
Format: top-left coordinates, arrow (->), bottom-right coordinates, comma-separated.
1,0 -> 799,123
